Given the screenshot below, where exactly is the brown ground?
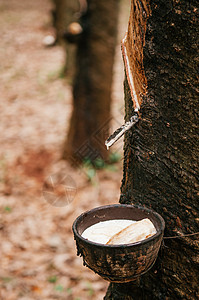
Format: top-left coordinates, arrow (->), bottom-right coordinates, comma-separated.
0,0 -> 129,299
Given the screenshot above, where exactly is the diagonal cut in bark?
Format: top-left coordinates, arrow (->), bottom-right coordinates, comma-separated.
121,0 -> 151,112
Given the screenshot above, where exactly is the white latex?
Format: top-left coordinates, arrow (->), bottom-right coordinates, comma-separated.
82,219 -> 135,244
107,218 -> 157,245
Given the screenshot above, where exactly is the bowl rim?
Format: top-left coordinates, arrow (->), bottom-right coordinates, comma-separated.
73,204 -> 165,248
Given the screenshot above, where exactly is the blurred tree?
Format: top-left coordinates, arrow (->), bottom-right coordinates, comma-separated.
105,0 -> 199,299
62,0 -> 120,164
52,0 -> 80,78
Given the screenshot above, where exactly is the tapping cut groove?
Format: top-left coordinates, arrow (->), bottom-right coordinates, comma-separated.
121,0 -> 151,111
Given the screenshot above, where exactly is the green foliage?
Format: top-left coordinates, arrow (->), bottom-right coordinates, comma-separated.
4,206 -> 12,212
109,152 -> 121,163
1,277 -> 12,283
85,168 -> 96,180
94,158 -> 105,169
58,66 -> 65,79
47,66 -> 65,81
82,157 -> 92,167
0,156 -> 7,183
82,152 -> 121,181
82,158 -> 96,181
54,284 -> 64,292
66,287 -> 72,295
105,164 -> 118,172
86,282 -> 94,296
47,275 -> 57,283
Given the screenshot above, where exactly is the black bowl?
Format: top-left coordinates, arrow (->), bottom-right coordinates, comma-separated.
72,204 -> 165,283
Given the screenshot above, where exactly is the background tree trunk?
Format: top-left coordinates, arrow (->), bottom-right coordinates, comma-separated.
53,0 -> 79,78
105,0 -> 199,299
63,0 -> 119,163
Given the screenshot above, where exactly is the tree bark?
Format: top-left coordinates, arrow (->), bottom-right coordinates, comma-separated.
53,0 -> 79,77
63,0 -> 119,163
105,0 -> 199,299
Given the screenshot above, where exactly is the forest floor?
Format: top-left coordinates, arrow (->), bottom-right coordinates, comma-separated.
0,0 -> 129,299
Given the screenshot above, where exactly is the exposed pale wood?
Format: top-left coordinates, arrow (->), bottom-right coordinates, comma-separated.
121,0 -> 150,111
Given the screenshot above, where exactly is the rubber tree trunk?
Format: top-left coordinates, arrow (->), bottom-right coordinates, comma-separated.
63,0 -> 119,164
53,0 -> 79,78
105,0 -> 199,299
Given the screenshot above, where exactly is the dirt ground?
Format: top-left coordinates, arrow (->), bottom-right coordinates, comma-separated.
0,0 -> 129,299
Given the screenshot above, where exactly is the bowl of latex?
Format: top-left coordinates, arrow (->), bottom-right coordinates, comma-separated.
72,204 -> 165,282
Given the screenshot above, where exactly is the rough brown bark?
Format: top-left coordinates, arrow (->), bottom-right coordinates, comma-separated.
105,0 -> 199,299
63,0 -> 119,163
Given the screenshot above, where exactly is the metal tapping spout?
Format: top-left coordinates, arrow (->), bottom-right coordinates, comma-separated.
105,112 -> 139,150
